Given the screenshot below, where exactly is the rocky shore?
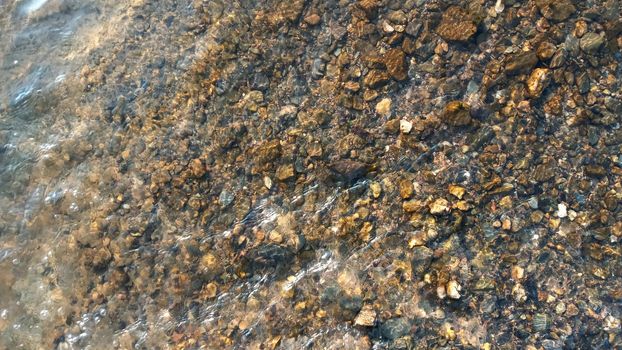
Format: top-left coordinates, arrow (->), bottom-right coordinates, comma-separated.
1,0 -> 622,349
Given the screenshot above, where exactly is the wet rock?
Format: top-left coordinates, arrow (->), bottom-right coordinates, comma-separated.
536,42 -> 556,61
405,21 -> 421,37
263,176 -> 273,189
219,190 -> 235,207
399,179 -> 414,199
604,130 -> 622,146
254,140 -> 282,170
533,163 -> 556,182
338,295 -> 363,321
442,101 -> 471,126
535,0 -> 576,22
276,164 -> 295,181
399,119 -> 412,134
528,197 -> 539,209
330,160 -> 368,182
549,50 -> 566,68
436,6 -> 477,42
251,73 -> 270,91
375,98 -> 392,116
370,182 -> 382,198
304,14 -> 321,26
585,164 -> 606,178
311,59 -> 326,79
580,32 -> 605,53
526,68 -> 551,98
446,280 -> 462,299
448,185 -> 465,199
358,0 -> 380,19
403,199 -> 424,213
384,119 -> 400,133
411,246 -> 433,276
576,72 -> 590,94
429,198 -> 450,215
273,0 -> 305,24
384,48 -> 408,81
468,125 -> 495,151
247,244 -> 294,270
505,52 -> 538,75
354,305 -> 376,326
189,158 -> 206,178
533,313 -> 549,331
380,317 -> 411,340
363,69 -> 391,89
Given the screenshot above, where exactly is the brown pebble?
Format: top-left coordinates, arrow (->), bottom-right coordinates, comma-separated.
443,101 -> 471,126
436,6 -> 477,42
304,14 -> 321,26
384,48 -> 408,81
399,178 -> 414,199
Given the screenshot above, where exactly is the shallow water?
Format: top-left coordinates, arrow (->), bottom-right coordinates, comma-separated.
2,0 -> 622,349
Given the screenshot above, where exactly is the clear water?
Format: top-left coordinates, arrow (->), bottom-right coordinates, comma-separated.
2,0 -> 621,349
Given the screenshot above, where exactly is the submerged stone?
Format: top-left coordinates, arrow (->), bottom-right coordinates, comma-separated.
436,6 -> 477,42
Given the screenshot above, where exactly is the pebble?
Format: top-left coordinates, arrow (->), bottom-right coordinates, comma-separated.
443,101 -> 471,126
382,21 -> 394,34
535,0 -> 576,22
354,305 -> 376,326
357,0 -> 379,18
219,190 -> 235,207
411,246 -> 433,277
375,98 -> 392,117
370,182 -> 382,198
511,266 -> 525,280
276,164 -> 295,181
527,197 -> 539,209
363,69 -> 390,88
566,303 -> 579,316
526,68 -> 551,98
204,282 -> 218,299
399,179 -> 414,199
536,41 -> 556,60
436,6 -> 477,42
580,32 -> 605,53
506,51 -> 538,75
399,119 -> 412,134
303,14 -> 321,26
446,280 -> 461,299
502,218 -> 512,230
574,20 -> 588,38
448,184 -> 466,199
533,313 -> 549,331
384,48 -> 407,81
437,285 -> 447,299
331,160 -> 368,182
512,283 -> 527,303
403,199 -> 424,213
269,230 -> 283,243
494,0 -> 504,13
429,198 -> 450,215
556,203 -> 568,218
263,176 -> 273,189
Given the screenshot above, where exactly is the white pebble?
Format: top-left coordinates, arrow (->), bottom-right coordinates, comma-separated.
263,176 -> 273,189
446,280 -> 461,299
400,119 -> 413,134
556,203 -> 567,218
495,0 -> 505,14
